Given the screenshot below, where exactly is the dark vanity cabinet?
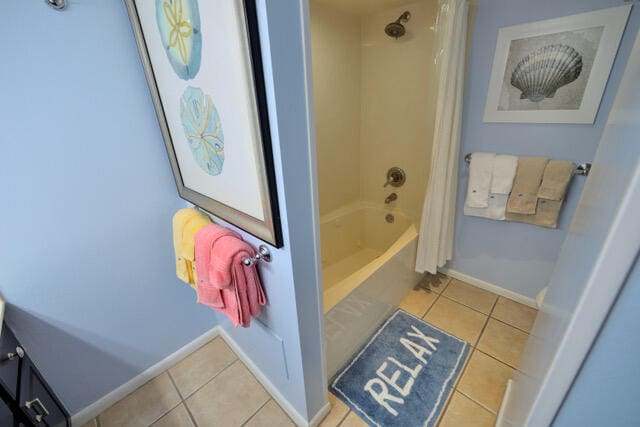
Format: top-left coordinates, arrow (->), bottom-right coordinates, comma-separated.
0,324 -> 69,427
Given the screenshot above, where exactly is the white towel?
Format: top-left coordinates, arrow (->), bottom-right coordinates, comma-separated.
491,155 -> 518,194
464,194 -> 509,220
465,152 -> 496,208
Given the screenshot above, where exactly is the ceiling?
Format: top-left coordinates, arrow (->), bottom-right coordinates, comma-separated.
311,0 -> 423,16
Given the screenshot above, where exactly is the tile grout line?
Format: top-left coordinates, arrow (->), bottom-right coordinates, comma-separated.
448,298 -> 500,418
455,388 -> 498,416
453,348 -> 517,415
166,371 -> 200,427
182,402 -> 199,427
167,371 -> 185,400
438,293 -> 496,317
336,409 -> 353,426
240,398 -> 272,426
146,400 -> 185,427
472,296 -> 500,347
474,347 -> 521,371
419,277 -> 472,426
442,345 -> 476,420
420,285 -> 445,319
489,314 -> 534,335
180,357 -> 240,402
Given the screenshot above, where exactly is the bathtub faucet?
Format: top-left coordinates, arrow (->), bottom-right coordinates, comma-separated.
385,193 -> 398,204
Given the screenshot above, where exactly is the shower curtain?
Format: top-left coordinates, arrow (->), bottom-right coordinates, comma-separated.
415,0 -> 469,274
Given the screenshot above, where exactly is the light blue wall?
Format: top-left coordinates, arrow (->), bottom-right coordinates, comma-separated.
553,252 -> 640,425
0,0 -> 222,414
218,0 -> 327,420
0,0 -> 326,421
448,1 -> 640,298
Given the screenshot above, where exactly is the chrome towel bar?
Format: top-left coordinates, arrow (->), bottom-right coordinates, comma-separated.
464,153 -> 591,176
190,205 -> 272,267
243,245 -> 272,266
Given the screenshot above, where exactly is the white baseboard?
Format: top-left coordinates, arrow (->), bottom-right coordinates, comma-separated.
495,378 -> 514,427
71,326 -> 328,427
439,268 -> 538,308
217,328 -> 330,427
71,327 -> 221,426
308,402 -> 331,427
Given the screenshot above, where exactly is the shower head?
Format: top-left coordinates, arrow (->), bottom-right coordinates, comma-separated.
385,11 -> 411,39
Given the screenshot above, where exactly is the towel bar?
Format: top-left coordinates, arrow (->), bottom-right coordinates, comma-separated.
189,205 -> 272,266
464,153 -> 591,176
243,245 -> 272,266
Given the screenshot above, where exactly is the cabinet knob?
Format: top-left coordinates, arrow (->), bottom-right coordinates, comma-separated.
1,346 -> 24,362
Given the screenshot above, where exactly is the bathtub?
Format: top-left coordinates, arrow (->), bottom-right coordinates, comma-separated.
320,202 -> 423,378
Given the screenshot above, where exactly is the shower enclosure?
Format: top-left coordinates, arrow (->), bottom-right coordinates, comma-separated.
310,0 -> 439,377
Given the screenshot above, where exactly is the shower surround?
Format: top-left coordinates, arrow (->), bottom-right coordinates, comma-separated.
310,0 -> 438,376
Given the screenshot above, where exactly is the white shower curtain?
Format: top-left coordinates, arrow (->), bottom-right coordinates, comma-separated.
415,0 -> 469,274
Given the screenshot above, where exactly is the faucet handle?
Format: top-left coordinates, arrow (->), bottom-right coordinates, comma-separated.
384,167 -> 406,188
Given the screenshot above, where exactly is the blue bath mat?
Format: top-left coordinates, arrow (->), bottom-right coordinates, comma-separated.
330,310 -> 470,426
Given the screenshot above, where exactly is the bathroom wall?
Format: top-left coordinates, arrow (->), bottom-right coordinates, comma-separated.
0,0 -> 326,422
310,0 -> 437,221
360,1 -> 438,221
447,0 -> 640,299
0,1 -> 219,414
553,252 -> 640,426
311,1 -> 362,215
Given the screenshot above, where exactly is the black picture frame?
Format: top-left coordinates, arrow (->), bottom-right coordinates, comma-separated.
125,0 -> 283,247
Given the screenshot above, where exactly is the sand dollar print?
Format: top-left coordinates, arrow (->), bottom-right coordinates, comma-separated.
156,0 -> 202,80
180,87 -> 224,176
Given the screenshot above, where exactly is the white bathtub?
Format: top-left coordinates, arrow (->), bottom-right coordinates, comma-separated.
320,202 -> 423,377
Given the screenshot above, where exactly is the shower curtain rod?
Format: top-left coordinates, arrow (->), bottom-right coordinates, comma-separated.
464,153 -> 591,176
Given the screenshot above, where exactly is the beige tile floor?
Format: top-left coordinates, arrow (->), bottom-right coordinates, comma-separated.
84,338 -> 294,427
323,274 -> 538,426
85,274 -> 537,427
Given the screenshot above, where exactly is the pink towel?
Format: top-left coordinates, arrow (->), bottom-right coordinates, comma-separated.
212,236 -> 266,327
194,224 -> 241,308
194,223 -> 267,327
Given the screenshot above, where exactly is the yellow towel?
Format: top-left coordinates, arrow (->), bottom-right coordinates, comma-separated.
173,208 -> 212,289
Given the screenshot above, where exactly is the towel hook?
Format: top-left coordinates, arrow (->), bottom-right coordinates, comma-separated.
46,0 -> 66,10
243,245 -> 272,266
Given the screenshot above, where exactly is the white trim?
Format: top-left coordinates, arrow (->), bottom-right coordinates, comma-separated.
308,402 -> 332,427
483,6 -> 631,124
71,327 -> 221,426
495,379 -> 514,427
71,326 -> 328,427
506,29 -> 640,426
218,328 -> 319,427
439,267 -> 538,308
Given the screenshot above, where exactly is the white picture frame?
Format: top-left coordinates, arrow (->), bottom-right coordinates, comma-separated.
483,5 -> 631,124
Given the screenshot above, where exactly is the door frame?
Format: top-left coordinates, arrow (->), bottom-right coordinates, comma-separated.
500,29 -> 640,426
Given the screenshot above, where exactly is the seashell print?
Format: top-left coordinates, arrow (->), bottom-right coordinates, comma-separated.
510,44 -> 583,102
180,87 -> 224,176
156,0 -> 202,80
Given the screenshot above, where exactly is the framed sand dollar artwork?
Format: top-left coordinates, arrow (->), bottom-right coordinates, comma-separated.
483,6 -> 631,124
125,0 -> 282,247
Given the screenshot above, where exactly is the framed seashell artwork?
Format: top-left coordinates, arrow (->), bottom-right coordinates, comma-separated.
483,6 -> 631,124
125,0 -> 282,247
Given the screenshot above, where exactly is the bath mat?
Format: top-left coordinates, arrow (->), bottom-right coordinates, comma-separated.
330,310 -> 470,427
